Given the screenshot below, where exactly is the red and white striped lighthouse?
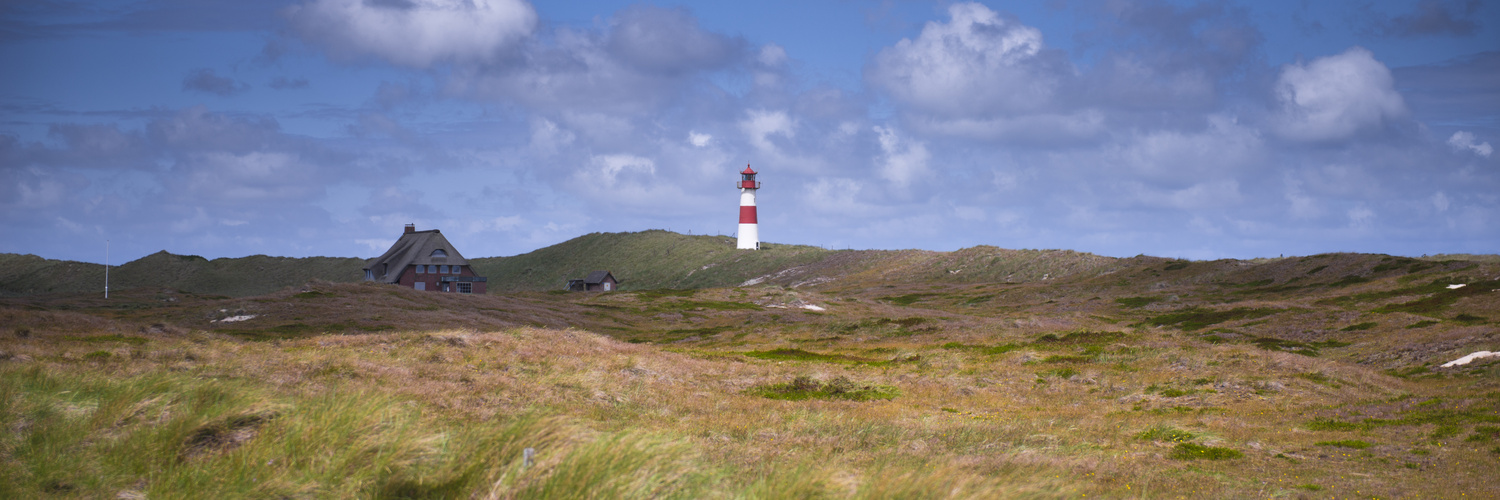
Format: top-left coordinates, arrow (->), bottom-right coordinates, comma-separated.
737,164 -> 761,250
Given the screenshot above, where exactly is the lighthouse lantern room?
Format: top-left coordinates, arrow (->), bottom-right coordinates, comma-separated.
737,164 -> 761,250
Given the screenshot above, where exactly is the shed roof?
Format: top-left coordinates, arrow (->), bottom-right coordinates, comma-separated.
584,270 -> 615,284
363,230 -> 470,283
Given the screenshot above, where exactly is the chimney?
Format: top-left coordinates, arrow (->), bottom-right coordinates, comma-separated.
404,223 -> 415,234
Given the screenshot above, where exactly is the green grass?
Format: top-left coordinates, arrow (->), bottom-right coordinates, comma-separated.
1143,307 -> 1284,330
644,300 -> 762,313
940,342 -> 1021,355
1033,330 -> 1125,346
879,293 -> 940,306
1467,426 -> 1500,442
1372,279 -> 1500,316
1328,275 -> 1371,287
1340,322 -> 1377,331
1405,320 -> 1439,329
1136,425 -> 1195,442
1114,296 -> 1161,308
1317,440 -> 1373,449
1168,443 -> 1242,460
1454,314 -> 1487,324
67,334 -> 150,345
1036,368 -> 1079,379
746,376 -> 900,402
0,251 -> 366,298
743,349 -> 886,365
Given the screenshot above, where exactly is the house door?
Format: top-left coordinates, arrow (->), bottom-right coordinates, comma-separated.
603,282 -> 611,291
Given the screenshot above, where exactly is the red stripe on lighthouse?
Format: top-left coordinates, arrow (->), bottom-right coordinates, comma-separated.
739,206 -> 758,223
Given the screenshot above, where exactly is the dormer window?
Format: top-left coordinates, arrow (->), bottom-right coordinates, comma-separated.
431,249 -> 447,258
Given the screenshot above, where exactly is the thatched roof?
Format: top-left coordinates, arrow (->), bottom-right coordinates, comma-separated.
363,230 -> 470,283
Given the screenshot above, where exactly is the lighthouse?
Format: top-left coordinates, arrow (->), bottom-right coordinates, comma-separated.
736,164 -> 760,250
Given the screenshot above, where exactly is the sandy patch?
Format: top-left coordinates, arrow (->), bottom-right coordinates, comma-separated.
1441,351 -> 1498,368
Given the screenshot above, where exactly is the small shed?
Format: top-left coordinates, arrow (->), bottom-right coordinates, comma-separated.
568,271 -> 617,292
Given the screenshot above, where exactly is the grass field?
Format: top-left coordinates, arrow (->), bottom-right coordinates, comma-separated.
2,247 -> 1498,498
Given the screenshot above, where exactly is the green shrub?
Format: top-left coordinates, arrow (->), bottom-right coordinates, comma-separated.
1144,307 -> 1283,331
1115,296 -> 1161,308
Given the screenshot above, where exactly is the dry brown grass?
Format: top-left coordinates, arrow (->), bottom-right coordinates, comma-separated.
2,257 -> 1498,498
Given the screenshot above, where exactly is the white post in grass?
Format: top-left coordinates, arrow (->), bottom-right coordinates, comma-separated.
105,239 -> 110,299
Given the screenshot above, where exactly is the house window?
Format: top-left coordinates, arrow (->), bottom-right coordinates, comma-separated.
431,249 -> 447,258
443,265 -> 451,274
442,283 -> 450,292
415,282 -> 426,291
458,282 -> 472,294
416,265 -> 424,274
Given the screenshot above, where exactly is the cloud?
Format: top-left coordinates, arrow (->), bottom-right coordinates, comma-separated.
284,0 -> 537,67
605,5 -> 744,75
444,13 -> 732,114
1272,47 -> 1407,142
1074,0 -> 1263,111
268,76 -> 309,89
740,109 -> 795,156
169,151 -> 322,205
688,131 -> 711,147
873,126 -> 930,188
1110,116 -> 1264,184
182,68 -> 249,96
1447,131 -> 1493,157
867,2 -> 1061,117
592,153 -> 656,183
1360,0 -> 1481,38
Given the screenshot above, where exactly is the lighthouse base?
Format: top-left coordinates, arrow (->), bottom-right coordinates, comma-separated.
737,223 -> 759,250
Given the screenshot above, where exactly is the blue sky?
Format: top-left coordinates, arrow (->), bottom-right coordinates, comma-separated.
2,0 -> 1496,263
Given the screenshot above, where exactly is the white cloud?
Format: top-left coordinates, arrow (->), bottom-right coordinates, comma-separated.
285,0 -> 537,67
591,154 -> 656,183
605,5 -> 743,75
873,126 -> 931,188
740,109 -> 795,154
803,178 -> 877,217
1273,47 -> 1407,142
688,131 -> 712,147
1111,116 -> 1264,183
1188,215 -> 1222,235
464,215 -> 524,233
1447,131 -> 1493,157
868,2 -> 1056,117
908,111 -> 1105,143
1432,192 -> 1450,212
175,152 -> 320,204
529,119 -> 575,156
1283,176 -> 1321,219
1348,205 -> 1375,229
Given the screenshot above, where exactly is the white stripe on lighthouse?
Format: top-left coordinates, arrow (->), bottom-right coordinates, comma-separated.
738,188 -> 758,250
